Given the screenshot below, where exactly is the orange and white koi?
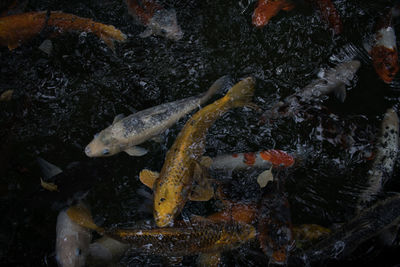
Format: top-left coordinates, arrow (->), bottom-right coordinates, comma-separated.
208,150 -> 295,170
368,7 -> 399,83
0,11 -> 126,50
252,0 -> 295,28
124,0 -> 183,40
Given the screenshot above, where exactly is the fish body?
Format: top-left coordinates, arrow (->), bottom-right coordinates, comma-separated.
0,11 -> 126,50
209,150 -> 295,170
263,60 -> 360,119
369,8 -> 399,83
107,220 -> 256,256
125,0 -> 183,40
87,236 -> 129,266
85,76 -> 229,157
356,108 -> 399,212
297,195 -> 400,264
55,208 -> 92,267
252,0 -> 295,28
152,77 -> 255,227
258,181 -> 293,266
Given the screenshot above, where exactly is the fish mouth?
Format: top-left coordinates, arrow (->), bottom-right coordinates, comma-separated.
84,146 -> 93,157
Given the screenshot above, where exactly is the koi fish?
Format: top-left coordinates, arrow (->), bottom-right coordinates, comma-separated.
263,60 -> 360,120
140,77 -> 255,227
368,7 -> 399,83
85,76 -> 229,157
56,207 -> 92,267
252,0 -> 295,28
356,108 -> 399,213
0,11 -> 127,50
311,0 -> 342,34
66,205 -> 256,264
296,194 -> 400,264
207,150 -> 295,170
124,0 -> 183,40
258,180 -> 294,266
87,236 -> 129,266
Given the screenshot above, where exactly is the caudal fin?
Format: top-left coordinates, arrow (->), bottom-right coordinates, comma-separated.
66,203 -> 105,234
224,77 -> 256,108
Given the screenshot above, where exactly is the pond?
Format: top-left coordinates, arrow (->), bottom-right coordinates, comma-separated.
0,0 -> 399,266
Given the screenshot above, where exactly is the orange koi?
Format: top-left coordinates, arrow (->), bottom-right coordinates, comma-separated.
252,0 -> 295,28
0,11 -> 126,50
125,0 -> 162,25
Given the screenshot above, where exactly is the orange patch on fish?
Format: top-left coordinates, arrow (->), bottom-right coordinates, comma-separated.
370,46 -> 399,83
125,0 -> 163,25
252,0 -> 295,28
272,249 -> 287,264
243,152 -> 256,166
232,153 -> 239,158
259,150 -> 294,167
314,0 -> 342,35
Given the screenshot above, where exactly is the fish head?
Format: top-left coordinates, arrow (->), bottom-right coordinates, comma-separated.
56,210 -> 92,267
371,46 -> 399,83
148,9 -> 183,41
84,128 -> 121,157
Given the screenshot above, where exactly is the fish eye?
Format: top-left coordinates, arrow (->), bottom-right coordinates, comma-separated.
102,148 -> 110,155
75,248 -> 81,256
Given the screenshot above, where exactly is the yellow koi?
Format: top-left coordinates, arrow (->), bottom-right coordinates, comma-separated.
141,77 -> 255,227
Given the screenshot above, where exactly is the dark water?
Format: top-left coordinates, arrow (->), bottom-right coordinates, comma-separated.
0,0 -> 399,266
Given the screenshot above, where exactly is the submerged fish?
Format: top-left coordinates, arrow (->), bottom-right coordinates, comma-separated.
56,207 -> 92,267
356,108 -> 399,213
124,0 -> 183,40
0,11 -> 126,50
207,150 -> 295,171
262,60 -> 360,120
258,180 -> 294,266
252,0 -> 295,28
294,194 -> 400,265
141,77 -> 255,227
85,76 -> 229,157
66,205 -> 256,262
87,236 -> 129,266
368,7 -> 399,83
312,0 -> 342,34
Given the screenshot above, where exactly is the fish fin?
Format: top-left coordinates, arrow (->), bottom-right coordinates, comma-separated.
124,146 -> 148,156
199,75 -> 231,105
37,157 -> 63,180
40,178 -> 59,192
200,156 -> 213,168
333,84 -> 346,102
139,28 -> 153,38
66,203 -> 104,234
189,162 -> 214,201
257,168 -> 274,188
225,77 -> 255,108
150,135 -> 163,143
0,90 -> 13,102
139,169 -> 159,189
282,2 -> 295,11
112,113 -> 125,124
197,252 -> 221,267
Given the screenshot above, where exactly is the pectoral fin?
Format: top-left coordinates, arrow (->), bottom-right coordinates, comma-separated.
112,113 -> 125,124
200,156 -> 213,168
257,168 -> 274,188
197,252 -> 221,267
150,135 -> 163,143
334,84 -> 346,102
125,146 -> 148,156
139,28 -> 153,38
139,169 -> 159,189
189,162 -> 214,201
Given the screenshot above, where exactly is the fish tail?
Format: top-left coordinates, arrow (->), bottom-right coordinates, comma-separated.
199,75 -> 231,105
66,203 -> 105,234
224,77 -> 255,108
